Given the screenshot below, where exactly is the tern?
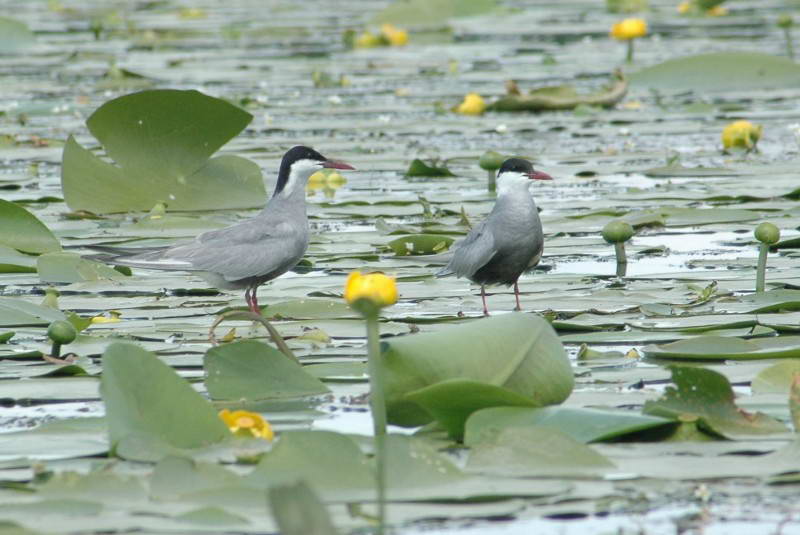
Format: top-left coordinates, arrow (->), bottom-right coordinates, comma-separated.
437,157 -> 552,315
91,146 -> 355,314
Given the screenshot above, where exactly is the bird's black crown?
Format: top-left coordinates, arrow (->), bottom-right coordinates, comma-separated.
275,145 -> 328,194
498,157 -> 534,175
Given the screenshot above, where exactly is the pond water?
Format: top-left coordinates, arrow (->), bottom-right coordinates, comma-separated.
2,0 -> 800,533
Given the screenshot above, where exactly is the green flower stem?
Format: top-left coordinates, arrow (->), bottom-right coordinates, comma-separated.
487,169 -> 496,192
50,342 -> 62,358
785,28 -> 795,60
366,314 -> 387,534
756,243 -> 769,293
614,242 -> 627,265
626,40 -> 634,63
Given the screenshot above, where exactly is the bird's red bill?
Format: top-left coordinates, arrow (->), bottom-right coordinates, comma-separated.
527,171 -> 553,180
323,160 -> 355,170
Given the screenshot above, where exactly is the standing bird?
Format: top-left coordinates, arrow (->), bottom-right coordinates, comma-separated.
90,146 -> 354,314
437,157 -> 552,315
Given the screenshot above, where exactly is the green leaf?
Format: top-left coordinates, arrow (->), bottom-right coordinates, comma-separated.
0,17 -> 34,52
174,506 -> 249,527
465,427 -> 614,477
405,379 -> 538,439
405,158 -> 455,177
0,245 -> 37,273
372,0 -> 497,26
100,342 -> 230,454
751,360 -> 800,394
642,335 -> 800,360
382,314 -> 573,428
0,200 -> 60,254
204,340 -> 329,400
37,252 -> 128,283
61,90 -> 265,213
268,481 -> 339,535
464,406 -> 674,446
630,53 -> 800,92
642,366 -> 788,439
0,297 -> 66,327
386,234 -> 454,256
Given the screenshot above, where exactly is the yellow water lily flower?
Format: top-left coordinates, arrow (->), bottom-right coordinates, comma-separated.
454,93 -> 487,115
677,1 -> 691,13
610,18 -> 647,40
381,23 -> 409,46
91,310 -> 121,324
721,120 -> 762,152
345,271 -> 398,309
218,409 -> 274,440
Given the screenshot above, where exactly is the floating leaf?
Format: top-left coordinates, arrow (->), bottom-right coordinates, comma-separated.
405,158 -> 455,177
464,406 -> 674,446
386,234 -> 454,256
465,427 -> 615,477
0,17 -> 34,52
751,360 -> 800,394
630,52 -> 800,92
100,342 -> 230,455
204,340 -> 329,400
642,335 -> 800,360
61,89 -> 264,213
372,0 -> 497,26
642,366 -> 788,439
489,71 -> 627,112
0,200 -> 60,254
0,244 -> 37,273
383,314 -> 573,429
268,481 -> 339,535
37,252 -> 128,283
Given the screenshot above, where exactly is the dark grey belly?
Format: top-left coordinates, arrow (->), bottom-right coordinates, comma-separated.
471,243 -> 542,287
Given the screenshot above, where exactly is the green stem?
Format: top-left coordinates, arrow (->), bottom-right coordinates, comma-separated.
626,39 -> 634,63
785,28 -> 795,60
366,315 -> 387,534
614,242 -> 627,265
208,310 -> 298,362
487,169 -> 496,193
51,342 -> 61,358
756,243 -> 769,293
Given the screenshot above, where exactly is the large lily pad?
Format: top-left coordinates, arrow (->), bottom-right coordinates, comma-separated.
0,200 -> 60,254
642,335 -> 800,360
204,340 -> 329,400
382,314 -> 573,428
0,17 -> 34,52
372,0 -> 497,26
100,342 -> 230,455
61,90 -> 265,213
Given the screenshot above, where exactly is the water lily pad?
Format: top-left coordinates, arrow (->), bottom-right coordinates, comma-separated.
372,0 -> 497,26
268,481 -> 338,535
0,200 -> 60,254
464,406 -> 674,446
387,234 -> 454,256
751,360 -> 800,394
0,17 -> 34,52
405,159 -> 455,177
630,52 -> 800,92
37,252 -> 127,283
61,90 -> 264,213
642,335 -> 800,360
204,340 -> 329,400
642,366 -> 788,439
100,342 -> 230,455
383,314 -> 573,428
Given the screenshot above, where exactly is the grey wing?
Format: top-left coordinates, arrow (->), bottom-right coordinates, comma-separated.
125,219 -> 306,282
438,220 -> 496,278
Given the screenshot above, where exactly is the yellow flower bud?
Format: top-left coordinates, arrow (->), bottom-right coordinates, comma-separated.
344,271 -> 398,310
610,18 -> 648,40
677,1 -> 691,13
218,409 -> 274,440
355,31 -> 382,48
721,120 -> 762,151
454,93 -> 487,115
381,23 -> 409,46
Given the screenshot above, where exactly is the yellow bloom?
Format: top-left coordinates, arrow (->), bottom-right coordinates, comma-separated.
721,120 -> 762,151
344,271 -> 398,309
218,409 -> 274,440
91,310 -> 121,324
707,5 -> 727,16
677,1 -> 690,13
454,93 -> 487,115
355,31 -> 382,48
381,23 -> 409,46
610,18 -> 648,40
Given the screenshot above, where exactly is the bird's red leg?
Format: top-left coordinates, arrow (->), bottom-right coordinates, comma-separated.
244,287 -> 252,312
481,285 -> 489,316
250,287 -> 260,315
514,281 -> 522,311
